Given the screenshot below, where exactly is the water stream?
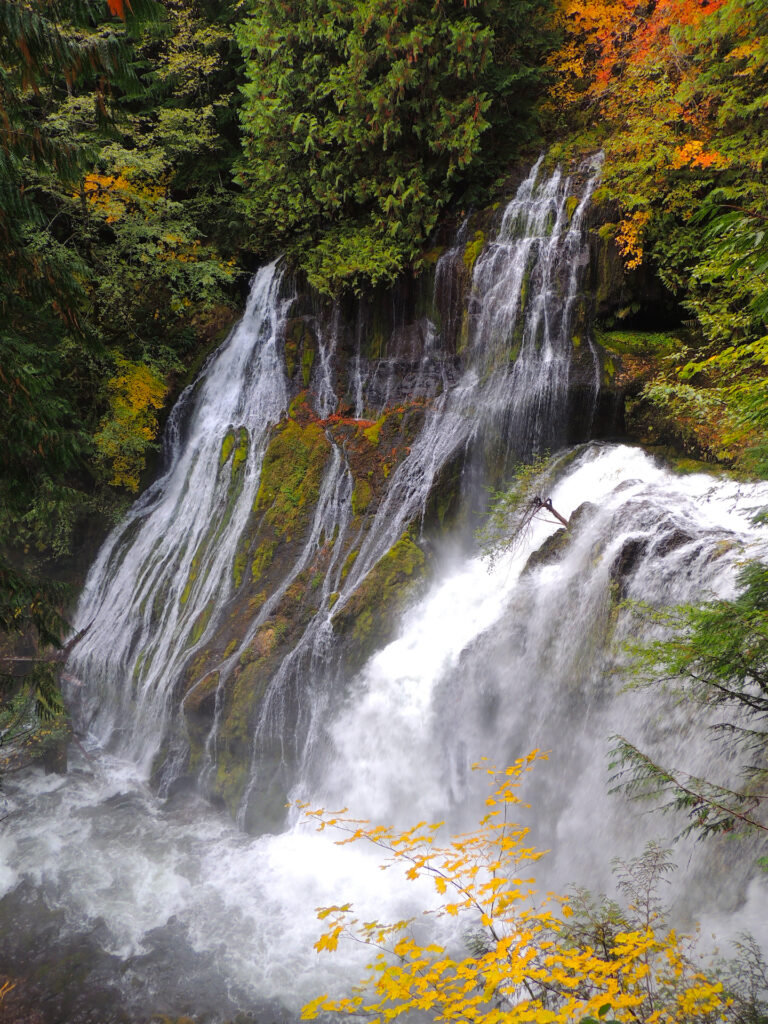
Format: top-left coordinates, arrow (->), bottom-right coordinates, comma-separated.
2,445 -> 768,1021
2,157 -> 767,1021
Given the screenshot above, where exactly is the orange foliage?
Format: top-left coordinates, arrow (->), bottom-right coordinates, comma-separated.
106,0 -> 131,18
80,170 -> 162,223
550,0 -> 727,111
615,210 -> 650,270
671,140 -> 731,170
548,0 -> 731,269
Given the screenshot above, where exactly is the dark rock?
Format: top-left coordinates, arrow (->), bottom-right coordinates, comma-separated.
523,528 -> 571,575
610,536 -> 649,597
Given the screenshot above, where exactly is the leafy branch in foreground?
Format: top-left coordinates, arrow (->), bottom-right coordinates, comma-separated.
610,740 -> 768,839
478,453 -> 572,566
300,754 -> 725,1023
612,561 -> 768,840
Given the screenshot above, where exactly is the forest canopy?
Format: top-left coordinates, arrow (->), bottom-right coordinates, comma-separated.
235,0 -> 556,293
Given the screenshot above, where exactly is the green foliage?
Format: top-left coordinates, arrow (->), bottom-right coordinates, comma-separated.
235,0 -> 555,292
548,0 -> 768,473
478,452 -> 562,564
0,0 -> 144,644
612,562 -> 768,839
595,331 -> 680,358
0,0 -> 246,657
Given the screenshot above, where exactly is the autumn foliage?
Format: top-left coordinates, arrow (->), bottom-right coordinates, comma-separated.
301,754 -> 725,1023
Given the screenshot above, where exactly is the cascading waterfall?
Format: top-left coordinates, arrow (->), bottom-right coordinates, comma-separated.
2,156 -> 768,1022
68,263 -> 292,778
341,154 -> 603,597
3,446 -> 768,1022
231,154 -> 605,823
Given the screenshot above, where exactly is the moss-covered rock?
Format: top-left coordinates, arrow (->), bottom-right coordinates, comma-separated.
231,427 -> 249,476
522,527 -> 571,575
341,548 -> 359,581
463,230 -> 485,272
187,599 -> 214,647
333,533 -> 426,663
254,419 -> 332,540
251,539 -> 277,582
283,318 -> 316,382
351,478 -> 372,515
219,430 -> 235,466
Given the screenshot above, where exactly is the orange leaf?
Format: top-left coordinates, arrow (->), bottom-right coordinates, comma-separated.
107,0 -> 132,18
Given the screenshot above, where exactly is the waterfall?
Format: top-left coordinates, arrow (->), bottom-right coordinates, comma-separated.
63,155 -> 604,820
68,263 -> 292,778
2,155 -> 767,1022
2,445 -> 767,1022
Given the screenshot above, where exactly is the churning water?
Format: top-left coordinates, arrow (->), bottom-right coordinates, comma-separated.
3,445 -> 768,1021
2,158 -> 768,1021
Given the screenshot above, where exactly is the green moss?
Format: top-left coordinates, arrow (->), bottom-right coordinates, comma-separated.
179,553 -> 200,605
463,230 -> 485,272
353,607 -> 374,642
251,539 -> 277,582
597,222 -> 617,241
220,430 -> 235,466
341,547 -> 359,580
566,195 -> 580,220
288,391 -> 311,419
363,415 -> 386,446
457,309 -> 470,354
351,478 -> 372,515
231,427 -> 249,476
329,591 -> 340,607
301,345 -> 315,387
284,322 -> 301,379
254,419 -> 331,539
212,651 -> 277,816
595,329 -> 680,357
333,533 -> 425,651
233,543 -> 248,589
188,599 -> 214,647
132,650 -> 145,685
311,572 -> 324,590
224,639 -> 239,657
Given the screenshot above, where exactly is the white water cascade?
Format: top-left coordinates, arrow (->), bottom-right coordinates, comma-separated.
2,157 -> 768,1021
2,446 -> 768,1021
68,263 -> 292,778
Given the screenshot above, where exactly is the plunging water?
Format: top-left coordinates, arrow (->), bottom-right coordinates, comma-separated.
2,158 -> 768,1021
69,263 -> 292,779
3,445 -> 768,1020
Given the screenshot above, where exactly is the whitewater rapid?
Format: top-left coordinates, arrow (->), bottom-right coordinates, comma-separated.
2,443 -> 767,1020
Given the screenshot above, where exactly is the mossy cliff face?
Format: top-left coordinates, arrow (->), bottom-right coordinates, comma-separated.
153,159 -> 697,827
331,532 -> 426,668
175,379 -> 430,823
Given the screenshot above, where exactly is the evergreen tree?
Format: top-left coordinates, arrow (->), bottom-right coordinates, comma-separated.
235,0 -> 555,293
